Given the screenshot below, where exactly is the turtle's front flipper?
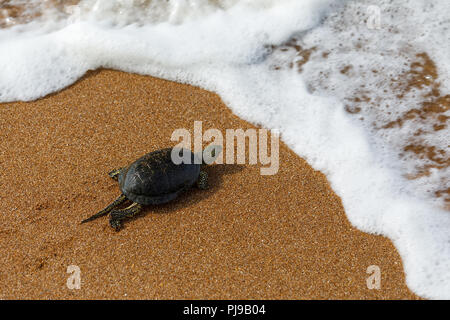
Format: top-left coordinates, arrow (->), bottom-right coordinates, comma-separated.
109,203 -> 143,231
108,168 -> 123,181
81,194 -> 127,224
196,171 -> 208,190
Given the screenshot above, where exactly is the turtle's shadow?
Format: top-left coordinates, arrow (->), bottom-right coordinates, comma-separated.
122,163 -> 245,228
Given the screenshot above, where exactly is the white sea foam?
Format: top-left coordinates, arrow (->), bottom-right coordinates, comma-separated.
0,0 -> 449,299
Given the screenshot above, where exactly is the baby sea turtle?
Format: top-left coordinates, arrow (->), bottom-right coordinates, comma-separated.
81,145 -> 222,231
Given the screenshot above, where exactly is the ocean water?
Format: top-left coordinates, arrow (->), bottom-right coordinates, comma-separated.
0,0 -> 449,299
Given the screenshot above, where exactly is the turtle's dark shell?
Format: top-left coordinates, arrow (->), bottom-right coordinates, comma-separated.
118,148 -> 201,205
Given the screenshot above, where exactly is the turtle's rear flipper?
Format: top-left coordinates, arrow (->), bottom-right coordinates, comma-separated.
196,171 -> 208,190
109,203 -> 143,231
81,194 -> 127,224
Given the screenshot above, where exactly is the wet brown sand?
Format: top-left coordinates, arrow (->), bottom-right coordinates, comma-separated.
0,69 -> 419,299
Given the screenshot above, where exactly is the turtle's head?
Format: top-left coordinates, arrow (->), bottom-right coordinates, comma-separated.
201,144 -> 223,165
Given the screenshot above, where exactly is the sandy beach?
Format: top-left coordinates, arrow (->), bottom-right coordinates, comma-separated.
0,69 -> 419,299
